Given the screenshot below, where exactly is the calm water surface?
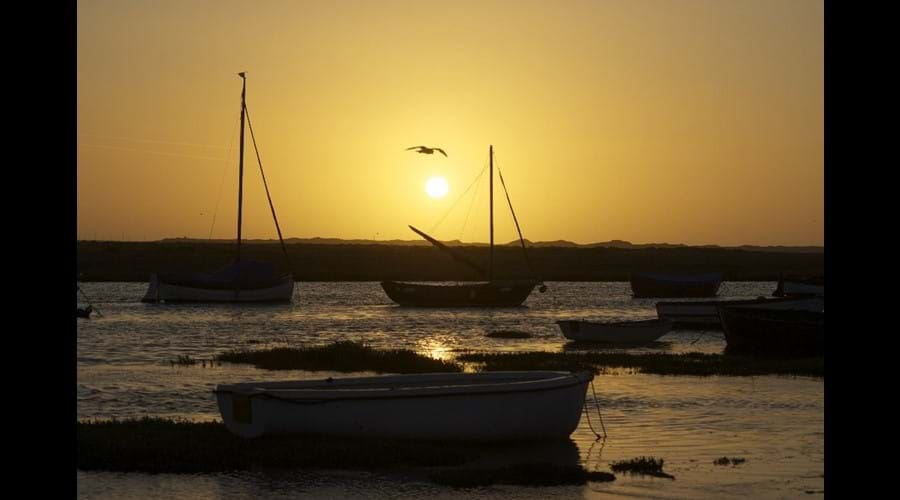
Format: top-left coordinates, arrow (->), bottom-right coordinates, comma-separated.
77,282 -> 824,499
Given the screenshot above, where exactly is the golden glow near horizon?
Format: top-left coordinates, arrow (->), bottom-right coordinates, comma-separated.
425,177 -> 449,199
77,0 -> 823,246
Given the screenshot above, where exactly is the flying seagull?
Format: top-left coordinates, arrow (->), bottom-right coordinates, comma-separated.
406,146 -> 448,157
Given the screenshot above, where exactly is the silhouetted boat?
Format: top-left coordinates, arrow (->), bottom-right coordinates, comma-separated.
215,371 -> 593,440
773,274 -> 824,297
556,318 -> 672,343
717,298 -> 824,357
77,305 -> 93,318
630,272 -> 723,298
142,73 -> 293,303
381,145 -> 545,307
656,296 -> 823,328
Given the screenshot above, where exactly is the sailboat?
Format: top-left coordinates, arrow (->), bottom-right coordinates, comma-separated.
142,73 -> 294,303
381,145 -> 545,307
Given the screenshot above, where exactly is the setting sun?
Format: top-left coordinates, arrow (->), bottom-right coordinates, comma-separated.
425,176 -> 449,199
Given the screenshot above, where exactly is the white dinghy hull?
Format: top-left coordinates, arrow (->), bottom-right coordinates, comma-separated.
215,371 -> 593,440
142,273 -> 294,303
557,319 -> 672,343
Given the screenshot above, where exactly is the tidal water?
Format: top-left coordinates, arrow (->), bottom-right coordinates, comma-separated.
77,282 -> 824,499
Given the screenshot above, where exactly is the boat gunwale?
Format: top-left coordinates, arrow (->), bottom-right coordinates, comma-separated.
154,273 -> 294,292
381,280 -> 540,288
214,371 -> 593,402
556,318 -> 670,328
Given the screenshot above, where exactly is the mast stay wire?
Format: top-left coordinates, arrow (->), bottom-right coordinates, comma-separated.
244,105 -> 292,269
457,159 -> 487,242
494,153 -> 544,288
428,162 -> 489,235
208,113 -> 240,240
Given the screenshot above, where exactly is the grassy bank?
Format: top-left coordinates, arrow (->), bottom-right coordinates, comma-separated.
459,351 -> 824,378
215,342 -> 823,377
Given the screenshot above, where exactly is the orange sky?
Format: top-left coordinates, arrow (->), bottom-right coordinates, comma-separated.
77,0 -> 823,246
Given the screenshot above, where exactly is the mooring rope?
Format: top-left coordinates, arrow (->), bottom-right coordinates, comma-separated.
583,379 -> 607,440
77,284 -> 103,317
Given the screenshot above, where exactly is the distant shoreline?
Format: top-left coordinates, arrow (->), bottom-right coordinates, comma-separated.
92,237 -> 825,254
77,241 -> 824,282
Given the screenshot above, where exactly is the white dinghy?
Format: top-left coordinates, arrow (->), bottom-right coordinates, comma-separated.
557,319 -> 672,343
215,371 -> 593,440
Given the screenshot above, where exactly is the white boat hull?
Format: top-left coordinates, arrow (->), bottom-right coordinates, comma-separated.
556,319 -> 672,343
215,371 -> 592,440
142,274 -> 294,303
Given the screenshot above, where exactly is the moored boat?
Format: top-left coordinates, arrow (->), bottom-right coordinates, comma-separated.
656,296 -> 823,329
630,272 -> 723,298
556,319 -> 672,343
142,73 -> 294,304
143,261 -> 293,303
215,371 -> 593,440
381,279 -> 537,307
717,299 -> 824,357
381,146 -> 545,307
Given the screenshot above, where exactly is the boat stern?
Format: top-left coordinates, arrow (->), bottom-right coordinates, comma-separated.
214,388 -> 267,439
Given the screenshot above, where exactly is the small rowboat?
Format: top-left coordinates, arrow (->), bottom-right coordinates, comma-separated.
656,296 -> 823,329
718,299 -> 824,357
215,371 -> 593,440
556,318 -> 672,343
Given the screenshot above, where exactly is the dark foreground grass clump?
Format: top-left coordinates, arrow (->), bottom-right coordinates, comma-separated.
485,330 -> 533,339
77,418 -> 610,487
216,341 -> 462,373
78,418 -> 488,473
431,464 -> 615,488
609,457 -> 675,479
457,351 -> 823,377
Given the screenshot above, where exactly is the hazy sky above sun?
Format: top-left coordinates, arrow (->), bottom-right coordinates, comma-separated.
77,0 -> 823,246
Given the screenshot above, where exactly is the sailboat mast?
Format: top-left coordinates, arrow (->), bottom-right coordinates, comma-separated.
489,144 -> 494,282
236,72 -> 246,264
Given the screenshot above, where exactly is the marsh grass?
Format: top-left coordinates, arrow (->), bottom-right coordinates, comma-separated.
459,351 -> 823,377
609,457 -> 675,479
714,457 -> 747,466
216,341 -> 461,373
171,355 -> 197,366
217,342 -> 821,377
